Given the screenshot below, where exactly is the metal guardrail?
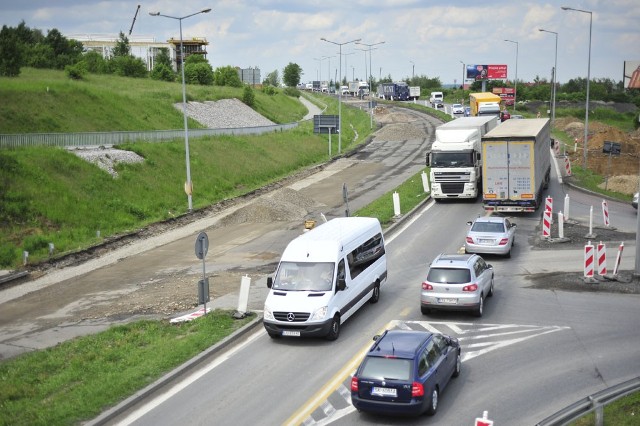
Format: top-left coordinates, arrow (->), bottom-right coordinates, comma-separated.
0,122 -> 299,149
536,376 -> 640,426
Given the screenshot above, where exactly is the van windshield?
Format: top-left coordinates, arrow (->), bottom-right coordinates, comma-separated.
273,262 -> 335,291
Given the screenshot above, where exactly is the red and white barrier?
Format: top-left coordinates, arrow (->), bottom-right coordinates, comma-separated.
584,241 -> 594,278
564,156 -> 572,176
601,200 -> 610,227
542,209 -> 552,238
596,242 -> 607,275
554,139 -> 560,156
545,196 -> 553,213
613,242 -> 624,276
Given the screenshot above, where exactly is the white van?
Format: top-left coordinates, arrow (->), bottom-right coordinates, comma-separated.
263,217 -> 388,340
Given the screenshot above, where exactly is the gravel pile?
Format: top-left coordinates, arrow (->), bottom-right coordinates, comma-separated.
374,123 -> 427,140
178,98 -> 276,128
68,146 -> 144,177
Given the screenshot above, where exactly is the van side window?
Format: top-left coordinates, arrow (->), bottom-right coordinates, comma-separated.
336,260 -> 346,292
347,233 -> 385,278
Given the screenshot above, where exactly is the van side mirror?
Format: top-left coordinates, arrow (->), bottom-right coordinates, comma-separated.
267,277 -> 273,288
337,277 -> 346,291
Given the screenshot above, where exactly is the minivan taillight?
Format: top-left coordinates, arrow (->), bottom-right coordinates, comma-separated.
462,283 -> 478,292
351,376 -> 359,392
422,282 -> 433,290
412,381 -> 424,397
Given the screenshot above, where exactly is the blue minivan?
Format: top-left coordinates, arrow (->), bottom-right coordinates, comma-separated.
351,330 -> 461,416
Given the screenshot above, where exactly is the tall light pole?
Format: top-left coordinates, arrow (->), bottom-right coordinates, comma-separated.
356,41 -> 385,130
562,6 -> 592,169
313,57 -> 323,82
410,61 -> 414,80
150,8 -> 211,212
321,38 -> 360,154
539,28 -> 558,126
504,39 -> 518,112
342,52 -> 355,85
460,60 -> 465,91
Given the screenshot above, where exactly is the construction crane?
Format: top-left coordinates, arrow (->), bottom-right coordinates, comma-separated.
129,4 -> 141,35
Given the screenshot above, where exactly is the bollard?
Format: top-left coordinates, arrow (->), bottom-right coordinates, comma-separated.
564,156 -> 572,176
235,275 -> 251,317
613,242 -> 624,276
558,211 -> 564,239
564,194 -> 570,221
48,242 -> 55,256
392,192 -> 401,217
584,241 -> 595,278
596,242 -> 607,275
545,196 -> 553,224
23,251 -> 29,266
601,200 -> 610,227
542,209 -> 552,238
421,171 -> 430,193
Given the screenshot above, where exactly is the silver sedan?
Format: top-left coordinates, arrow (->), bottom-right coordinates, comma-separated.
464,215 -> 516,258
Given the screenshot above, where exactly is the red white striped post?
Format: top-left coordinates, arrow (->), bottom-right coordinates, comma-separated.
601,200 -> 610,227
596,242 -> 607,275
584,241 -> 595,278
542,208 -> 552,238
613,242 -> 624,276
564,156 -> 572,176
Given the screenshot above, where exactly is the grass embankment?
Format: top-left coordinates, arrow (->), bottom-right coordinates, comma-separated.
0,69 -> 371,268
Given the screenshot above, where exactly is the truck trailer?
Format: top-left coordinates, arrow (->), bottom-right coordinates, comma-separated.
469,92 -> 502,117
426,116 -> 498,200
481,118 -> 551,212
381,82 -> 410,101
409,86 -> 421,100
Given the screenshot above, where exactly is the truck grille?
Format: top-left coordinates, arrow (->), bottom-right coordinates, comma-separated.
433,172 -> 471,183
274,311 -> 310,322
441,183 -> 465,194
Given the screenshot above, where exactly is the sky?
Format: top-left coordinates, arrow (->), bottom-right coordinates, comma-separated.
2,0 -> 639,86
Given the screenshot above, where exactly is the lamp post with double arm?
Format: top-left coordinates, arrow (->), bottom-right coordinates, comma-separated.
503,39 -> 518,112
356,41 -> 385,130
149,8 -> 211,212
539,28 -> 558,126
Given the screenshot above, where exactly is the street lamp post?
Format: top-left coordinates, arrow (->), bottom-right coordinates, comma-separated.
313,57 -> 323,82
321,38 -> 360,154
356,41 -> 385,130
539,29 -> 558,126
460,60 -> 465,90
504,39 -> 518,112
562,6 -> 592,169
410,61 -> 414,80
342,52 -> 354,86
150,8 -> 211,212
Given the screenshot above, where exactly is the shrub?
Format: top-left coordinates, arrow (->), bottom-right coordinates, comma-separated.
65,63 -> 85,80
262,85 -> 277,96
282,87 -> 300,98
242,85 -> 255,107
0,245 -> 17,268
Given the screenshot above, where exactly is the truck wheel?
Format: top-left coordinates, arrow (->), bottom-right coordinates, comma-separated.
369,282 -> 380,303
326,315 -> 341,341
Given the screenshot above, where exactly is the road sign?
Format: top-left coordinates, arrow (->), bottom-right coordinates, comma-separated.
195,232 -> 209,259
313,115 -> 339,134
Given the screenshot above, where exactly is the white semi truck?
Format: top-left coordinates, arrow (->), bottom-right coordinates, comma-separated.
481,118 -> 551,212
426,116 -> 498,200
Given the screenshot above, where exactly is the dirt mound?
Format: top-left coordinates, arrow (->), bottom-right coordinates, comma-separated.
556,117 -> 640,194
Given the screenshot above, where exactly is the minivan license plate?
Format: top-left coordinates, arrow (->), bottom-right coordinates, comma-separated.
282,330 -> 301,337
372,387 -> 397,397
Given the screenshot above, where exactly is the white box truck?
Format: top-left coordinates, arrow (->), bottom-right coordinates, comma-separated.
429,91 -> 444,107
409,86 -> 421,100
426,116 -> 498,200
263,217 -> 387,340
481,118 -> 551,212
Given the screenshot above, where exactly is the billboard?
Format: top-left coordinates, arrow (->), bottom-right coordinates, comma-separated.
466,64 -> 508,81
492,87 -> 516,105
623,61 -> 640,89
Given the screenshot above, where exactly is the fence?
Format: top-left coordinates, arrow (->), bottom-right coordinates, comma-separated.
0,122 -> 300,149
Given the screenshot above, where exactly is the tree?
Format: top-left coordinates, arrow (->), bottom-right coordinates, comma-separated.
150,63 -> 175,82
110,55 -> 147,78
0,25 -> 22,76
282,62 -> 302,87
81,50 -> 109,74
213,65 -> 242,87
264,69 -> 279,86
185,62 -> 213,85
112,31 -> 130,57
155,47 -> 172,68
242,85 -> 255,107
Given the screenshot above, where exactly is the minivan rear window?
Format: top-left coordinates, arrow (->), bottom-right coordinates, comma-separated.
427,267 -> 471,284
360,357 -> 412,381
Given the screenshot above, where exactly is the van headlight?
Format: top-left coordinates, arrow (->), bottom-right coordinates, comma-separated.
310,306 -> 328,321
264,306 -> 274,321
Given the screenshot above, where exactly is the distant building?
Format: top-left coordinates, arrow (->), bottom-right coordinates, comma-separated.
238,67 -> 261,86
67,33 -> 209,72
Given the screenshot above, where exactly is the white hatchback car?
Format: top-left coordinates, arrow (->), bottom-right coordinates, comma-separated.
420,253 -> 494,317
464,215 -> 516,258
451,104 -> 464,114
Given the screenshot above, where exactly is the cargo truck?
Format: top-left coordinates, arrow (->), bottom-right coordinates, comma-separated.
426,116 -> 498,200
349,81 -> 370,97
409,86 -> 421,100
469,92 -> 502,117
381,82 -> 410,101
481,118 -> 551,212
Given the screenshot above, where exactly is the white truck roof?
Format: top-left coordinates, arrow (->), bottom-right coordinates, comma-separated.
437,116 -> 497,130
435,128 -> 479,143
483,118 -> 550,140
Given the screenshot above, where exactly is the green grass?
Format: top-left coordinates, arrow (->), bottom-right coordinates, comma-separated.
0,311 -> 254,426
569,390 -> 640,425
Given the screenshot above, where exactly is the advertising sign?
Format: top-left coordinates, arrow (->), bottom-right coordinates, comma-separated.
466,64 -> 508,81
492,87 -> 516,105
623,61 -> 640,89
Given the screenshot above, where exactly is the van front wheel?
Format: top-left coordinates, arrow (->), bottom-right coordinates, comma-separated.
326,315 -> 341,341
369,282 -> 380,304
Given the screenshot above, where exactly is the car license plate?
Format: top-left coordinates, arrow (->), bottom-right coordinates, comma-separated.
478,239 -> 493,244
282,330 -> 300,337
372,387 -> 397,397
439,298 -> 457,304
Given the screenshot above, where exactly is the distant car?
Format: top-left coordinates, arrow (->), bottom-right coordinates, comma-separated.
464,106 -> 471,117
633,192 -> 638,210
500,110 -> 511,122
351,329 -> 461,416
465,215 -> 516,258
421,253 -> 493,317
451,104 -> 464,114
511,114 -> 524,119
